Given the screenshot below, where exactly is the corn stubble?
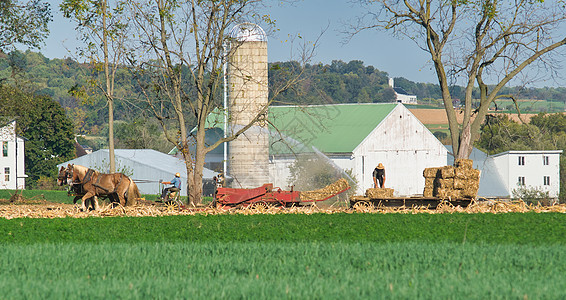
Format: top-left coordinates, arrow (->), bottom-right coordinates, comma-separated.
1,197 -> 565,219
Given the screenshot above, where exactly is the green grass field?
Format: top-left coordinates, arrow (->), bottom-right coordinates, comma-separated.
1,213 -> 566,298
0,189 -> 215,205
490,99 -> 565,113
0,189 -> 74,203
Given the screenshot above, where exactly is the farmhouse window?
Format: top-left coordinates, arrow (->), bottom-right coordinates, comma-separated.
518,176 -> 525,186
544,176 -> 551,186
543,156 -> 549,165
4,167 -> 9,182
518,156 -> 525,166
2,141 -> 7,157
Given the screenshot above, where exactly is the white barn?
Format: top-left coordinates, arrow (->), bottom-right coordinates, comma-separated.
0,120 -> 26,190
57,149 -> 221,196
268,103 -> 447,195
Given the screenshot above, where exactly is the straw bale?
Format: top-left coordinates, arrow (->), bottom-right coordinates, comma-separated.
461,180 -> 480,198
438,166 -> 455,178
435,188 -> 461,199
366,188 -> 394,198
423,187 -> 433,198
453,179 -> 466,190
299,178 -> 350,202
424,177 -> 435,189
454,159 -> 473,170
423,167 -> 440,178
435,178 -> 454,189
455,168 -> 480,180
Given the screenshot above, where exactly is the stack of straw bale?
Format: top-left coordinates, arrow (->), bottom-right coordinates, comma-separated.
366,188 -> 394,198
423,159 -> 480,199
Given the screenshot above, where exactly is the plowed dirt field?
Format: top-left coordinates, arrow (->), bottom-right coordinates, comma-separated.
409,109 -> 537,124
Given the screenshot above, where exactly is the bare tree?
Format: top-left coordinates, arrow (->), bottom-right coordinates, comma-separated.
124,0 -> 311,205
350,0 -> 566,159
61,0 -> 129,172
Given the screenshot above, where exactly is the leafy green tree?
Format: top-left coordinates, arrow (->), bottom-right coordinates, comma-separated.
114,119 -> 163,151
0,0 -> 52,51
0,84 -> 75,187
477,114 -> 566,201
376,87 -> 396,103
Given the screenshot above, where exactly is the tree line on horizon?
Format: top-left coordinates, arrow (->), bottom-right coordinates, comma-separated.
2,50 -> 566,132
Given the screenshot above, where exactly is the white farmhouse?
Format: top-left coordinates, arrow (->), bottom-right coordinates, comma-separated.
486,150 -> 562,198
448,147 -> 562,199
0,120 -> 26,189
268,103 -> 447,195
389,78 -> 417,104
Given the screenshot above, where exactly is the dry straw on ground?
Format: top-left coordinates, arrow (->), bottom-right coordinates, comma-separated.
1,197 -> 565,219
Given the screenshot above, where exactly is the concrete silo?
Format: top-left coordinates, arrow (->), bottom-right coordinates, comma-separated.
227,23 -> 269,188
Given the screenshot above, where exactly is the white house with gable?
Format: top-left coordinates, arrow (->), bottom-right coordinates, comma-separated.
0,120 -> 26,189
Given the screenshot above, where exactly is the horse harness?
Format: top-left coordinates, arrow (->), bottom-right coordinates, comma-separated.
71,168 -> 125,195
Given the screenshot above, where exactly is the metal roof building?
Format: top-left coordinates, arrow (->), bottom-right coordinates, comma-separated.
267,103 -> 447,195
57,149 -> 220,196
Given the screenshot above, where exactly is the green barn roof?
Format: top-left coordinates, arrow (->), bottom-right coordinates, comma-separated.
269,103 -> 397,153
187,103 -> 399,155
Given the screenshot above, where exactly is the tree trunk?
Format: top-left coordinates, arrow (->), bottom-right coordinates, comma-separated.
108,99 -> 115,172
193,137 -> 206,206
102,0 -> 115,173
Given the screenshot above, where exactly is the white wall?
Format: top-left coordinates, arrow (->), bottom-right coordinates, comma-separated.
353,105 -> 447,196
0,121 -> 25,190
492,151 -> 562,198
396,94 -> 417,104
269,155 -> 295,189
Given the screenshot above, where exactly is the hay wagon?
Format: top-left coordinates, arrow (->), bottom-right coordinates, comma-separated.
349,194 -> 473,211
350,159 -> 479,211
215,179 -> 351,209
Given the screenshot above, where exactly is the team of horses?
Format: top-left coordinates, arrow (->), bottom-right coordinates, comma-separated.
58,164 -> 141,211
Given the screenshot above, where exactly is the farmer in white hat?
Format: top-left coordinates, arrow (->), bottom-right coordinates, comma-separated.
373,163 -> 386,188
160,172 -> 182,201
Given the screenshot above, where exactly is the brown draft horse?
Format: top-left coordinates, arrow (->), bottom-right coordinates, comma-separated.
58,164 -> 140,211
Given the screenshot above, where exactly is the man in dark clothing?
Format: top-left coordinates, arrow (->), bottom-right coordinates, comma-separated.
373,163 -> 386,188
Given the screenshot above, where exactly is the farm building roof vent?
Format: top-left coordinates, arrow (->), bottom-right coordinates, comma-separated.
229,22 -> 267,42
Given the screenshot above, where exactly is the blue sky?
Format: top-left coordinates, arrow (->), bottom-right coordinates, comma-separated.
39,0 -> 437,84
39,0 -> 564,87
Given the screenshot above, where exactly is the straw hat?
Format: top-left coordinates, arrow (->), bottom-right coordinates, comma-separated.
376,163 -> 384,169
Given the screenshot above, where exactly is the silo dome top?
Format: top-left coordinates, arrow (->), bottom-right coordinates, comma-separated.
229,23 -> 267,42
